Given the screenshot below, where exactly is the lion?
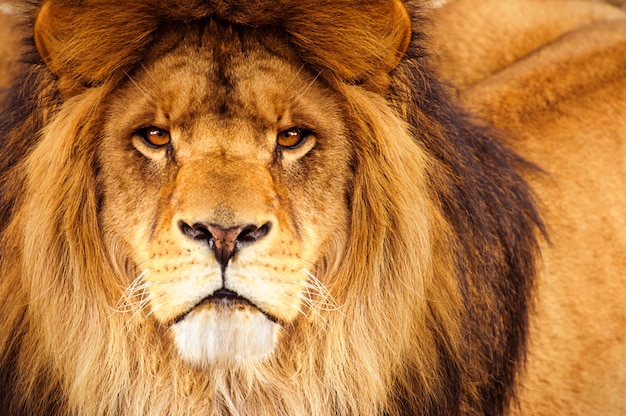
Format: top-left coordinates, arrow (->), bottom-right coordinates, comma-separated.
0,0 -> 624,415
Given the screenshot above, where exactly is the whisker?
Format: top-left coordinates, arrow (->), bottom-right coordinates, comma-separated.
300,269 -> 343,312
282,269 -> 345,328
284,64 -> 306,91
293,71 -> 323,104
112,269 -> 152,314
123,70 -> 151,99
139,63 -> 161,88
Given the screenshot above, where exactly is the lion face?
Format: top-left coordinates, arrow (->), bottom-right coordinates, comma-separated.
97,25 -> 352,367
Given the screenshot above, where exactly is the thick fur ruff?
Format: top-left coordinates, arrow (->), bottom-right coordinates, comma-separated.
0,1 -> 542,415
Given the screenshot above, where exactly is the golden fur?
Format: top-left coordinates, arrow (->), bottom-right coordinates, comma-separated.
0,6 -> 22,89
0,0 -> 623,414
427,0 -> 626,414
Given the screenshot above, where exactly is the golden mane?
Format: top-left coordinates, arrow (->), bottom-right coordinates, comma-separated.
0,1 -> 549,414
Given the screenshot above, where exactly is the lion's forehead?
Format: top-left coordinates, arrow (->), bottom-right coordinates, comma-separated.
124,25 -> 330,141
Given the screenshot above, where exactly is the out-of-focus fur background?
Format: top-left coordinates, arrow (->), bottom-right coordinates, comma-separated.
0,1 -> 24,88
428,0 -> 626,8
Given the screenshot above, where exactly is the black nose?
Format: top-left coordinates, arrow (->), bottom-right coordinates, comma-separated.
179,221 -> 271,268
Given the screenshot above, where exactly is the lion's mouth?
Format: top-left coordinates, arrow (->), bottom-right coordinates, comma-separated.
173,288 -> 278,324
199,288 -> 252,308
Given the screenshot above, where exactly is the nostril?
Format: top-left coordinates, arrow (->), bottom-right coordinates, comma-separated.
237,222 -> 271,244
179,221 -> 213,242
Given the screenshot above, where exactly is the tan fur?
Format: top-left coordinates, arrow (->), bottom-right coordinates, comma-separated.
428,0 -> 626,414
427,0 -> 625,91
0,0 -> 622,414
0,6 -> 22,89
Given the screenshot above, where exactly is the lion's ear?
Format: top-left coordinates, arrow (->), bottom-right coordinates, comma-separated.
286,0 -> 412,92
391,0 -> 413,65
382,0 -> 413,71
34,2 -> 60,77
378,0 -> 413,88
34,0 -> 159,94
34,1 -> 100,94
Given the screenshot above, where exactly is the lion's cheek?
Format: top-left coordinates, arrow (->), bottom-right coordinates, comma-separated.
171,305 -> 280,367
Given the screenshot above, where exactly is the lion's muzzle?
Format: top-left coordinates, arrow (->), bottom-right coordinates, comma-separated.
179,220 -> 272,268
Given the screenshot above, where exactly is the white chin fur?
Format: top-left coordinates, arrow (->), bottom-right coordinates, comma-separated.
172,305 -> 279,367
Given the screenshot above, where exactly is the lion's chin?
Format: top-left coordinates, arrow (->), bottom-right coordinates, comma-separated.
171,302 -> 280,367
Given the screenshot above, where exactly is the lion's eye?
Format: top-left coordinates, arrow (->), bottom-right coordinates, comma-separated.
277,127 -> 310,149
136,127 -> 171,148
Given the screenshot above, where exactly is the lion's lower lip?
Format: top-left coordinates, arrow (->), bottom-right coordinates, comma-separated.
173,289 -> 279,324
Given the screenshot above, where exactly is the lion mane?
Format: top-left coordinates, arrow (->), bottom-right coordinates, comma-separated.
3,0 -> 620,415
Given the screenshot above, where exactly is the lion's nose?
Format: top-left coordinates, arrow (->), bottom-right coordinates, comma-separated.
179,221 -> 271,268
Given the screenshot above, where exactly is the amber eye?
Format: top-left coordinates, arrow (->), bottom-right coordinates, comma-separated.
136,127 -> 171,148
277,127 -> 310,149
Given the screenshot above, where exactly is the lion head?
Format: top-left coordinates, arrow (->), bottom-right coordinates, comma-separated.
98,23 -> 358,366
0,0 -> 542,414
